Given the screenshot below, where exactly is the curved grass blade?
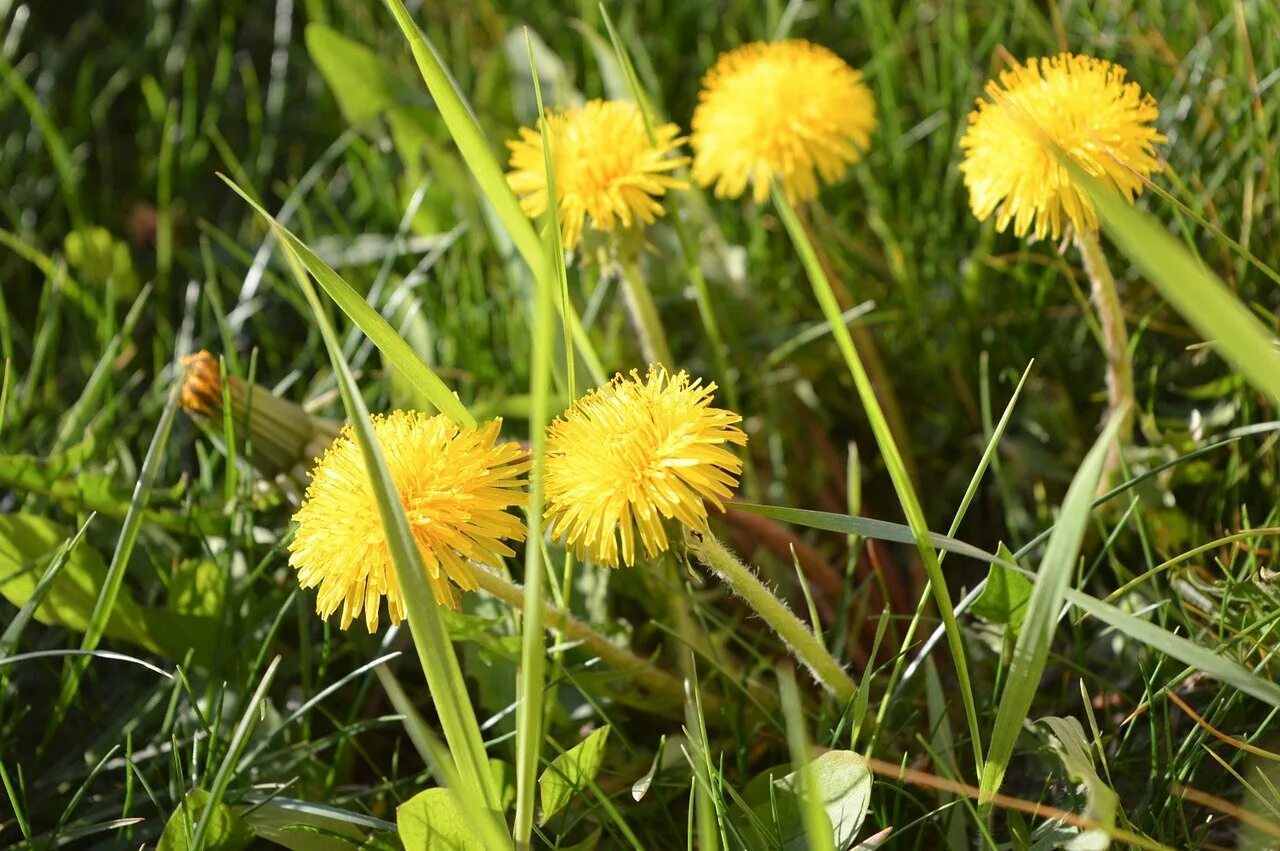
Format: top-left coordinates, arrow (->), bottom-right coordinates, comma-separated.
978,411 -> 1123,806
219,173 -> 474,427
275,229 -> 499,809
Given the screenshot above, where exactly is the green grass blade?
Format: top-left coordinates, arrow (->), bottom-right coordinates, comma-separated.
275,229 -> 499,810
218,173 -> 474,427
378,0 -> 606,385
1080,170 -> 1280,400
978,411 -> 1124,806
779,666 -> 836,851
1062,588 -> 1280,708
511,33 -> 560,849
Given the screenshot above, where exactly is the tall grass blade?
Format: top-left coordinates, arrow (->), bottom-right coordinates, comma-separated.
378,0 -> 606,384
274,228 -> 499,809
978,411 -> 1124,806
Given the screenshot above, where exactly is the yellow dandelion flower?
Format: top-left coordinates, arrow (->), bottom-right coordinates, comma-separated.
544,365 -> 747,568
289,412 -> 529,631
690,40 -> 876,204
505,99 -> 688,251
959,52 -> 1165,241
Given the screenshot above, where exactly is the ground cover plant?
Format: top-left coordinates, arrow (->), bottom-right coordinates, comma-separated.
2,0 -> 1280,848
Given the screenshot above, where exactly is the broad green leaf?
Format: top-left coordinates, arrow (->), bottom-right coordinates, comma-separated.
63,226 -> 138,299
1037,716 -> 1117,850
970,544 -> 1033,635
1080,171 -> 1280,401
397,788 -> 482,851
304,24 -> 399,122
240,798 -> 392,851
169,560 -> 225,618
220,175 -> 474,427
539,725 -> 611,823
979,413 -> 1124,805
158,789 -> 254,851
772,751 -> 872,851
0,514 -> 150,647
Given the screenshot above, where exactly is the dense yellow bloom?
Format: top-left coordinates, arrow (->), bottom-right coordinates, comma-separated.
544,366 -> 747,567
505,99 -> 688,251
691,40 -> 876,204
289,412 -> 528,631
959,53 -> 1165,241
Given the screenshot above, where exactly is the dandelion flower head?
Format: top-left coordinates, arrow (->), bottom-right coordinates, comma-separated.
691,40 -> 876,204
506,99 -> 688,251
544,365 -> 747,568
289,412 -> 529,630
959,52 -> 1165,241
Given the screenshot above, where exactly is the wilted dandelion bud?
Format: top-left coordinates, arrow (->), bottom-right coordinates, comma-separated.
691,40 -> 876,204
505,99 -> 688,252
544,366 -> 747,567
288,413 -> 529,630
959,53 -> 1165,241
180,350 -> 338,484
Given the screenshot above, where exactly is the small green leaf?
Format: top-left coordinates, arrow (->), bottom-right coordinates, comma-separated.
305,24 -> 398,123
970,544 -> 1033,635
539,725 -> 611,823
63,226 -> 138,299
169,560 -> 225,618
396,788 -> 483,850
1037,716 -> 1117,849
772,750 -> 872,851
0,514 -> 149,647
159,789 -> 254,851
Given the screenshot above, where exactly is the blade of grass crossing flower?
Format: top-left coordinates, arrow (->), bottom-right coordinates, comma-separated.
978,411 -> 1124,807
511,35 -> 560,850
276,241 -> 499,810
773,187 -> 983,776
379,0 -> 606,386
1074,166 -> 1280,401
218,174 -> 474,427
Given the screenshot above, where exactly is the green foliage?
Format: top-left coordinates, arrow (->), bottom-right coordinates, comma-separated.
158,789 -> 255,851
539,725 -> 611,823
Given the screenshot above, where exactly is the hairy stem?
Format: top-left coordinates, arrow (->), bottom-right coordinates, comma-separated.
1076,229 -> 1135,452
686,529 -> 855,705
618,255 -> 675,367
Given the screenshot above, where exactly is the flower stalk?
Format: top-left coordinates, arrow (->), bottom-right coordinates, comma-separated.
472,565 -> 692,712
618,255 -> 674,368
1075,229 -> 1135,462
685,529 -> 855,705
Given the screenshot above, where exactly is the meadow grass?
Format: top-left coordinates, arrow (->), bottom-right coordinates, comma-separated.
2,1 -> 1279,848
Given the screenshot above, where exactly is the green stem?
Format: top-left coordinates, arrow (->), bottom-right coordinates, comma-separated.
687,530 -> 855,705
1075,229 -> 1135,456
618,255 -> 674,367
773,187 -> 984,777
472,566 -> 692,712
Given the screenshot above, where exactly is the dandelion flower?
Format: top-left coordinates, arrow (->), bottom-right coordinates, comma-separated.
505,99 -> 688,251
544,366 -> 747,567
691,40 -> 876,204
289,412 -> 529,631
959,53 -> 1165,241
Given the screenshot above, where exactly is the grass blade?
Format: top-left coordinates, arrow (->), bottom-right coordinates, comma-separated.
774,187 -> 984,777
379,0 -> 606,384
511,33 -> 560,849
978,411 -> 1125,805
273,222 -> 499,809
218,173 -> 474,427
1080,169 -> 1280,400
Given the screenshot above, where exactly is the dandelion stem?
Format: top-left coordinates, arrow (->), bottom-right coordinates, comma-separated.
472,565 -> 692,712
618,255 -> 675,367
1075,229 -> 1135,460
686,529 -> 855,704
